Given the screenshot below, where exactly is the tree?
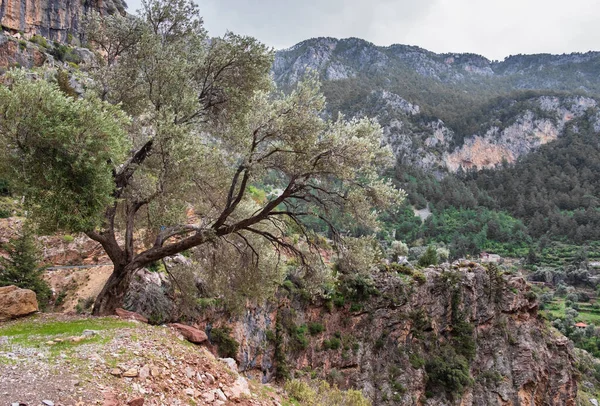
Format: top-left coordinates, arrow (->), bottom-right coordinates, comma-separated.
0,0 -> 403,315
0,225 -> 51,308
418,245 -> 438,268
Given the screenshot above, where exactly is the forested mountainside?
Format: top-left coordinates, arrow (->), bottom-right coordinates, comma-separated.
274,37 -> 600,174
273,36 -> 600,255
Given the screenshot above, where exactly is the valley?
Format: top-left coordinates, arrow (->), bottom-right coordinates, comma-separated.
1,0 -> 600,405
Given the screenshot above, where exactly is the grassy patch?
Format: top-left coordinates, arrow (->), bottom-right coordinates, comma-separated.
0,316 -> 134,338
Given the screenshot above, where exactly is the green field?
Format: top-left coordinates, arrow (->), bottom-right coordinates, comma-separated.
544,298 -> 600,324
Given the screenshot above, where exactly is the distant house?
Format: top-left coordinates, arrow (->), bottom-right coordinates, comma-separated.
575,322 -> 588,329
480,252 -> 502,264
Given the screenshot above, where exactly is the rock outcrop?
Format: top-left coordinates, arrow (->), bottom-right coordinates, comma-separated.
168,323 -> 208,344
0,285 -> 38,320
0,0 -> 126,43
198,263 -> 577,405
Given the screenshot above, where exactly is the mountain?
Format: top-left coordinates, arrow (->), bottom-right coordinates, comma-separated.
274,37 -> 600,174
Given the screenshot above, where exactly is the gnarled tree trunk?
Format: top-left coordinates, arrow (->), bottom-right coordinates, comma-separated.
92,265 -> 135,316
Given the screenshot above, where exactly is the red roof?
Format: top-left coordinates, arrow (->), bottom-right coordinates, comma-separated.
575,322 -> 588,328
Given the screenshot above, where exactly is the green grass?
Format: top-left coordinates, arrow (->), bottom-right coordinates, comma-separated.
0,316 -> 136,354
0,316 -> 134,337
544,298 -> 600,324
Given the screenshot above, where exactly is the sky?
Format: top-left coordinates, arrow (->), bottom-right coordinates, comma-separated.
124,0 -> 600,61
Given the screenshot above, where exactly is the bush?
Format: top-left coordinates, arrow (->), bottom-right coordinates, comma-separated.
62,234 -> 75,243
409,352 -> 425,369
285,379 -> 371,406
0,225 -> 51,309
323,337 -> 341,350
425,346 -> 473,397
30,34 -> 48,48
123,281 -> 173,324
291,324 -> 309,351
413,271 -> 427,285
308,322 -> 325,335
418,245 -> 439,267
210,326 -> 239,358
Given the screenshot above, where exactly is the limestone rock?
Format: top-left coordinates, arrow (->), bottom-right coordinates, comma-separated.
123,368 -> 138,378
168,323 -> 208,344
0,285 -> 38,321
0,0 -> 126,43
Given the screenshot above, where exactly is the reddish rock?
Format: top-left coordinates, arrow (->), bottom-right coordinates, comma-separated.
0,285 -> 38,321
115,308 -> 148,323
168,323 -> 208,344
127,398 -> 144,406
102,391 -> 120,406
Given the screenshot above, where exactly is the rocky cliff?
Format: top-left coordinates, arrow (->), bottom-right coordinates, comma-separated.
194,263 -> 577,405
274,38 -> 600,174
0,0 -> 125,42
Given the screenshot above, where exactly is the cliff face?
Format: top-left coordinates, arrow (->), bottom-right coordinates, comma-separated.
0,0 -> 125,42
274,37 -> 600,175
198,263 -> 577,406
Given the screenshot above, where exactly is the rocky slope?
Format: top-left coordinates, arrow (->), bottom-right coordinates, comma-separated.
0,314 -> 289,405
274,37 -> 600,174
0,0 -> 125,42
190,263 -> 576,406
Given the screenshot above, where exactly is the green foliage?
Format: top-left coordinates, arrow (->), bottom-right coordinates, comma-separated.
0,71 -> 130,233
409,352 -> 425,369
290,324 -> 309,351
412,270 -> 427,285
0,225 -> 51,309
308,322 -> 325,336
418,245 -> 438,267
322,337 -> 341,350
55,70 -> 78,98
210,326 -> 239,358
425,346 -> 474,397
284,379 -> 371,406
337,274 -> 379,302
29,34 -> 48,48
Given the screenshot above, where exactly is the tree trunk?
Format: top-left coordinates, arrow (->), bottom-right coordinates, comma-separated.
92,265 -> 135,316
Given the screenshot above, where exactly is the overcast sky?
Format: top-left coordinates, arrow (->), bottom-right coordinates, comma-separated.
125,0 -> 600,61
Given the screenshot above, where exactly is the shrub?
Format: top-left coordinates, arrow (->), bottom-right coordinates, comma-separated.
0,225 -> 51,309
291,324 -> 309,351
418,245 -> 438,268
409,352 -> 425,369
210,326 -> 239,358
425,346 -> 473,397
123,282 -> 173,324
30,34 -> 48,48
285,379 -> 371,406
413,271 -> 427,285
338,273 -> 379,302
308,322 -> 325,336
323,337 -> 341,350
62,234 -> 75,243
349,303 -> 363,312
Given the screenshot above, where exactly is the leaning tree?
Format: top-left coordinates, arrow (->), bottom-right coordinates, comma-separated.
0,0 -> 403,315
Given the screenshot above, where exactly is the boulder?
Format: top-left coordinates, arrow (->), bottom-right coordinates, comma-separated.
115,308 -> 148,323
168,323 -> 208,344
0,285 -> 38,321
